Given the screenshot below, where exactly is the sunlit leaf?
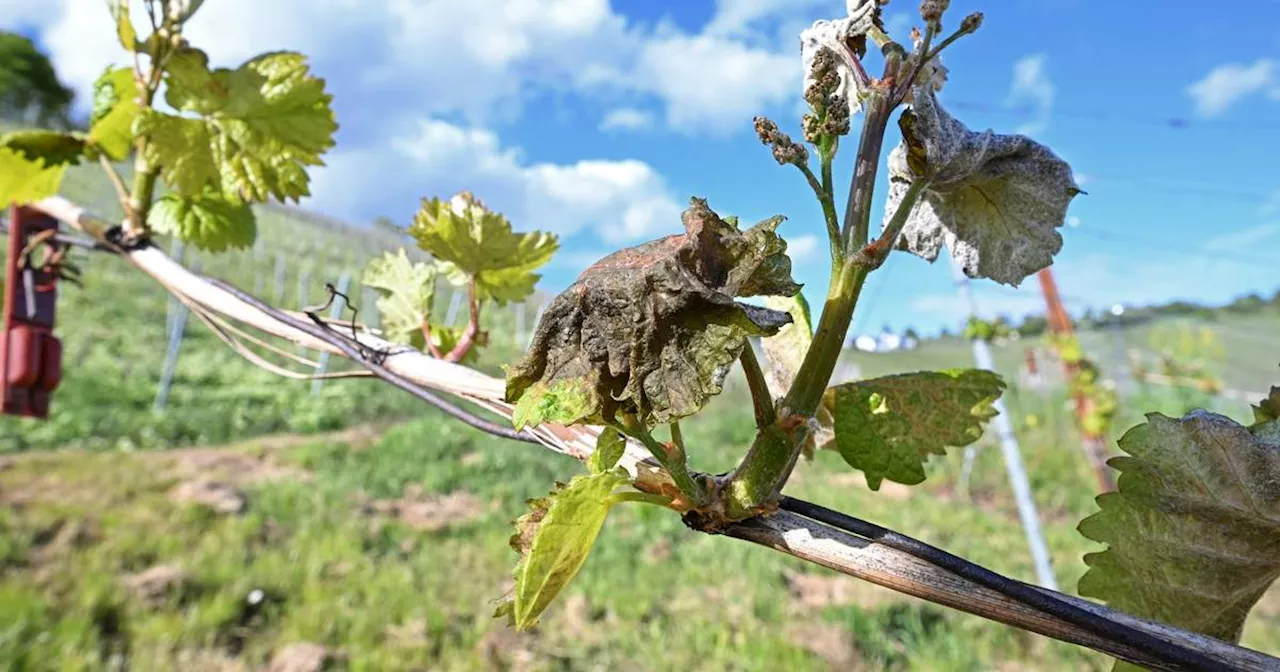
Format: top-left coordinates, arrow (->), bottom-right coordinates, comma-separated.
506,197 -> 799,428
88,66 -> 140,161
1077,410 -> 1280,670
408,192 -> 558,305
134,109 -> 220,196
147,190 -> 256,252
361,249 -> 437,349
884,86 -> 1080,286
0,148 -> 65,208
107,0 -> 137,50
830,369 -> 1004,489
496,469 -> 631,631
159,48 -> 337,203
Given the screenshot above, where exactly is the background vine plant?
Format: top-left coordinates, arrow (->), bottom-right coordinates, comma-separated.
2,1 -> 1278,670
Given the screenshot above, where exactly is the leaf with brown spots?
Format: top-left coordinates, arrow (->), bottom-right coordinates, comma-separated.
506,197 -> 800,428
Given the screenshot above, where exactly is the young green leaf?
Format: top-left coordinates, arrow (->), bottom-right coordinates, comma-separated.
134,110 -> 220,196
0,130 -> 89,167
1253,386 -> 1280,425
759,292 -> 813,396
147,191 -> 256,252
107,0 -> 137,51
156,48 -> 337,203
829,369 -> 1005,489
408,192 -> 558,305
497,469 -> 632,631
884,86 -> 1080,286
506,197 -> 798,428
511,379 -> 598,431
0,148 -> 66,208
588,427 -> 627,474
1076,410 -> 1280,667
361,249 -> 437,349
88,66 -> 140,162
427,324 -> 483,364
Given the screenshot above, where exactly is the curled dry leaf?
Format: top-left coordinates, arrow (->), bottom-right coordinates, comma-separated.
885,87 -> 1081,286
506,197 -> 800,429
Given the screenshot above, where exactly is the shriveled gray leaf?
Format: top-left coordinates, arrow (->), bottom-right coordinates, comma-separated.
885,87 -> 1081,286
506,197 -> 800,428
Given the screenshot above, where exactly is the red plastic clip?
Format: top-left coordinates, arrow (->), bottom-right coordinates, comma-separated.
2,205 -> 63,419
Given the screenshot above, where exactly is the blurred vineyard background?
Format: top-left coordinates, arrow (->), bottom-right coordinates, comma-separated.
2,129 -> 1279,669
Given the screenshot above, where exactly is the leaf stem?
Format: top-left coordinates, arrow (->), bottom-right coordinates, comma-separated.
619,413 -> 708,509
739,344 -> 775,431
608,491 -> 674,507
796,159 -> 840,262
852,178 -> 929,269
445,278 -> 481,362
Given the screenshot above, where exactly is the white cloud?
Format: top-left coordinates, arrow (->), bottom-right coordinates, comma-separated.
786,234 -> 821,262
307,117 -> 684,244
17,0 -> 809,135
631,29 -> 800,135
599,108 -> 654,132
1206,222 -> 1280,252
1004,54 -> 1055,136
704,0 -> 828,37
1187,59 -> 1279,117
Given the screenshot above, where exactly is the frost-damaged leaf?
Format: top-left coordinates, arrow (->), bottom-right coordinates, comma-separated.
505,197 -> 800,428
361,249 -> 437,349
759,292 -> 813,397
830,369 -> 1004,489
147,191 -> 256,252
408,192 -> 558,305
588,427 -> 626,475
1076,410 -> 1280,669
0,149 -> 65,208
88,66 -> 141,161
0,130 -> 89,167
884,87 -> 1081,286
159,48 -> 337,203
496,469 -> 631,631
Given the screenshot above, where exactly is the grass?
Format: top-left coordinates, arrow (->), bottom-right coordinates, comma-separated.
2,376 -> 1277,670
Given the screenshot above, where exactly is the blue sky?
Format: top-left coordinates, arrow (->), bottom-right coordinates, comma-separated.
6,0 -> 1280,336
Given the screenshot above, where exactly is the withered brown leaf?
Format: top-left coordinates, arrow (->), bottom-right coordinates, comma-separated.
506,197 -> 801,428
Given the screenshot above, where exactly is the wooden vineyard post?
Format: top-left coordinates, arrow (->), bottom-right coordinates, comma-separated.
1,206 -> 65,419
1036,268 -> 1117,492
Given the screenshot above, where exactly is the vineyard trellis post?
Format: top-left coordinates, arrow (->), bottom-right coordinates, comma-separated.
295,264 -> 311,355
951,258 -> 1059,590
272,252 -> 286,305
153,256 -> 202,413
310,273 -> 351,395
444,290 -> 463,327
164,238 -> 185,336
